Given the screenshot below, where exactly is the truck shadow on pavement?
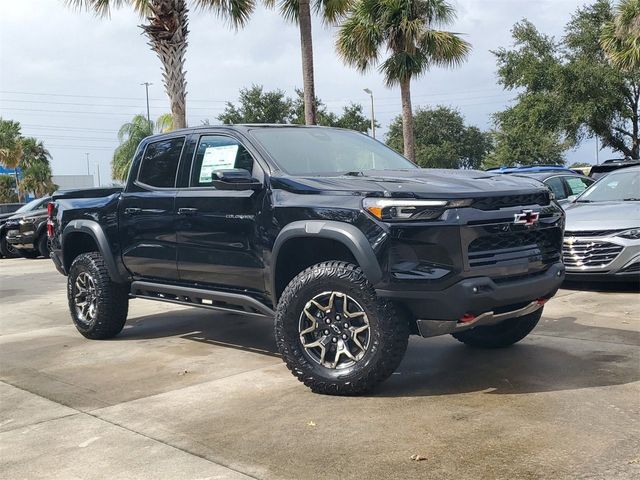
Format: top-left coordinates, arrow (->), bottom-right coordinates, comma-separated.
562,280 -> 640,293
118,308 -> 639,398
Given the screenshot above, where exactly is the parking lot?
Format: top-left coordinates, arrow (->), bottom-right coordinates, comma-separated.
0,257 -> 638,479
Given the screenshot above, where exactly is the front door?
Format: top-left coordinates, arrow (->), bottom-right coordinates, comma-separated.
119,135 -> 186,280
176,133 -> 266,293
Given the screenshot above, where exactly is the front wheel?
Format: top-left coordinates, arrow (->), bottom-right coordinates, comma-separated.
0,235 -> 18,258
275,261 -> 409,395
37,234 -> 49,258
68,252 -> 129,339
451,308 -> 543,348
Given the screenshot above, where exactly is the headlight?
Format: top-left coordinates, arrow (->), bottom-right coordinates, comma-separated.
362,198 -> 472,222
617,228 -> 640,240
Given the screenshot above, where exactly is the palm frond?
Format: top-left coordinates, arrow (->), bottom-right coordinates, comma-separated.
194,0 -> 256,28
420,29 -> 471,68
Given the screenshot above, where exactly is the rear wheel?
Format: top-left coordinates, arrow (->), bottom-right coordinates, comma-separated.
275,261 -> 409,395
37,234 -> 49,258
68,252 -> 129,339
451,308 -> 543,348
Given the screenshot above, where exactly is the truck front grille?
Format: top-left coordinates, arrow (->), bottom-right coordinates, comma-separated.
562,240 -> 623,268
468,228 -> 562,268
472,192 -> 550,211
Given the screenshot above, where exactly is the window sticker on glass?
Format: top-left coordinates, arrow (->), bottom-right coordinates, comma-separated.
199,145 -> 238,182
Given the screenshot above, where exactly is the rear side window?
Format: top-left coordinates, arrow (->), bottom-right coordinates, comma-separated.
565,176 -> 593,196
190,135 -> 254,187
545,177 -> 567,200
137,137 -> 185,188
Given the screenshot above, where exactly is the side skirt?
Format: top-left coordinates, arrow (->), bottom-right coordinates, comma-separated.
130,281 -> 275,318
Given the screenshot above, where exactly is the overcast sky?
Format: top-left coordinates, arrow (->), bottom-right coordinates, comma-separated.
1,0 -> 606,184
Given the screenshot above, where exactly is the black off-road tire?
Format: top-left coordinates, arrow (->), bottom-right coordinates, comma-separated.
68,252 -> 129,339
0,235 -> 18,258
451,308 -> 543,348
37,234 -> 49,258
275,261 -> 409,395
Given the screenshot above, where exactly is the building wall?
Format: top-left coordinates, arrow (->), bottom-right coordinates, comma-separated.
52,175 -> 94,190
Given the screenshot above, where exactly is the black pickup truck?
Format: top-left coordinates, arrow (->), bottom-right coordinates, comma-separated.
49,125 -> 565,395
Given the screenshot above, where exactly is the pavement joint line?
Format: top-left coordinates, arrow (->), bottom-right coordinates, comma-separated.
0,411 -> 81,434
530,332 -> 640,347
0,380 -> 261,480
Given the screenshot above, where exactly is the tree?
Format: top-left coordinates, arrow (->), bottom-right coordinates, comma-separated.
334,103 -> 375,132
570,161 -> 592,168
0,175 -> 18,203
20,137 -> 51,169
387,106 -> 492,169
494,2 -> 640,160
291,88 -> 338,126
337,0 -> 470,162
68,0 -> 255,129
219,85 -> 294,124
265,0 -> 350,125
0,118 -> 24,201
601,0 -> 640,70
21,163 -> 57,198
112,114 -> 173,181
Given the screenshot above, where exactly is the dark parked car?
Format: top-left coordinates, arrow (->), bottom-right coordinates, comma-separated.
4,196 -> 51,258
0,198 -> 46,258
49,125 -> 565,395
590,159 -> 640,179
487,166 -> 595,204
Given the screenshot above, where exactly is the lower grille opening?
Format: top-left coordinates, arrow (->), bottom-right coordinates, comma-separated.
468,229 -> 562,268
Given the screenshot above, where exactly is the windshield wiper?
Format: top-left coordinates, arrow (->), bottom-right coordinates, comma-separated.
576,199 -> 593,203
342,171 -> 365,177
623,198 -> 640,201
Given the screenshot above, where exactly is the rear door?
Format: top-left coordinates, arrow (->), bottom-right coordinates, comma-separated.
119,135 -> 186,280
175,132 -> 266,293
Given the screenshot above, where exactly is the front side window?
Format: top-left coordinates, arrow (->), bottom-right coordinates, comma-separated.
190,135 -> 255,187
137,137 -> 185,188
250,127 -> 416,176
565,176 -> 593,196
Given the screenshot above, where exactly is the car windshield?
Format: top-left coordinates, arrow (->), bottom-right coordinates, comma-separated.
250,127 -> 417,175
578,169 -> 640,202
14,198 -> 45,213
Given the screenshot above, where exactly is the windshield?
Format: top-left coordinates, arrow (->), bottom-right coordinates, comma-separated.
578,169 -> 640,202
14,197 -> 47,213
250,127 -> 417,175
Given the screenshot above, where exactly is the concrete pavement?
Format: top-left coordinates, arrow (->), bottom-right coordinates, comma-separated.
1,257 -> 638,479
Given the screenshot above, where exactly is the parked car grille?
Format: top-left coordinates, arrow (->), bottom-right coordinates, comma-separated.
562,240 -> 624,268
620,262 -> 640,273
468,228 -> 562,268
472,192 -> 550,211
564,229 -> 625,237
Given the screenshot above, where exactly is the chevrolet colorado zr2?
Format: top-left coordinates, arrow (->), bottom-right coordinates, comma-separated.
48,125 -> 565,395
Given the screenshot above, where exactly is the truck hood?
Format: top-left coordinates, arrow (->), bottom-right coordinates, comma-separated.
6,208 -> 47,223
563,201 -> 640,231
271,169 -> 545,198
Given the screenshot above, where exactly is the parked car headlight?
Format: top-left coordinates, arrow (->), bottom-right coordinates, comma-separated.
617,228 -> 640,240
362,198 -> 472,222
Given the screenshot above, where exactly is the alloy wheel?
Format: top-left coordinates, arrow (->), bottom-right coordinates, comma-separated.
74,271 -> 98,325
298,291 -> 371,369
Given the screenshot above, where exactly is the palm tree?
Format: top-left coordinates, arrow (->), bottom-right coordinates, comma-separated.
67,0 -> 255,129
601,0 -> 640,71
112,113 -> 174,181
265,0 -> 351,125
337,0 -> 470,161
0,118 -> 24,201
20,137 -> 51,169
21,163 -> 57,198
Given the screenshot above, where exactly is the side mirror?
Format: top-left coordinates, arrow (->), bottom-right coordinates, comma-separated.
211,169 -> 261,191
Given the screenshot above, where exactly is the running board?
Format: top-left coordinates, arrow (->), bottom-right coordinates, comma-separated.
130,281 -> 275,318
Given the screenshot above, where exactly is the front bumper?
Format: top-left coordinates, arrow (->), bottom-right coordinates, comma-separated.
5,229 -> 36,249
376,262 -> 564,321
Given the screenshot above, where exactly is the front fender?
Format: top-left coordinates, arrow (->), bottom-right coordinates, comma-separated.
62,219 -> 127,283
271,220 -> 383,299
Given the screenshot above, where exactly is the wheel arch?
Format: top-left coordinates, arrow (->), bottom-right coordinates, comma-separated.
271,220 -> 383,304
62,220 -> 127,283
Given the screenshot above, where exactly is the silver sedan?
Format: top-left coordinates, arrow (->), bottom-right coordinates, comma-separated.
562,166 -> 640,280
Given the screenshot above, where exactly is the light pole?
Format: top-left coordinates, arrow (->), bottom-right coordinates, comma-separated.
363,88 -> 375,139
85,152 -> 90,175
141,82 -> 153,128
96,163 -> 101,187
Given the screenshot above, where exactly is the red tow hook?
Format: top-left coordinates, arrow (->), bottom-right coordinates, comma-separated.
459,313 -> 476,324
536,298 -> 549,305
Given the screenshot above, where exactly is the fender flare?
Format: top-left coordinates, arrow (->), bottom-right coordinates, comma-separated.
62,220 -> 127,283
271,220 -> 383,299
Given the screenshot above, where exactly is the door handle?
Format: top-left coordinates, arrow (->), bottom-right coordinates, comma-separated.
124,208 -> 142,216
178,208 -> 198,216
